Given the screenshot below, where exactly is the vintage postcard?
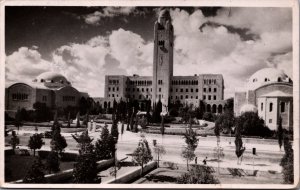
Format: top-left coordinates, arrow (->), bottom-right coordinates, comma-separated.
0,0 -> 299,188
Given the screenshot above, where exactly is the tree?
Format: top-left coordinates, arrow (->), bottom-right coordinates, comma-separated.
234,122 -> 245,165
14,108 -> 23,132
9,131 -> 19,153
161,115 -> 165,135
50,123 -> 67,154
224,98 -> 234,113
28,133 -> 44,156
280,136 -> 294,184
46,151 -> 60,173
182,128 -> 199,151
23,158 -> 46,183
181,146 -> 196,171
153,145 -> 166,167
111,120 -> 119,141
182,128 -> 199,170
203,112 -> 214,122
73,130 -> 93,155
214,117 -> 222,174
132,137 -> 153,175
95,125 -> 115,160
73,143 -> 100,183
76,112 -> 81,128
177,165 -> 219,184
121,122 -> 124,135
67,112 -> 71,128
33,102 -> 52,122
236,112 -> 272,137
277,116 -> 283,150
215,111 -> 235,134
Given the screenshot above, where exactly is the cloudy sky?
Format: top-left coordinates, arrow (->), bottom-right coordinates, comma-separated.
5,6 -> 292,98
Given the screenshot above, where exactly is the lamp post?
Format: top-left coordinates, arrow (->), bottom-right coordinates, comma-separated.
153,139 -> 160,167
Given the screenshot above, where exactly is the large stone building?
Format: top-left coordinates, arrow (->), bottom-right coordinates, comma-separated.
234,68 -> 293,131
5,71 -> 89,113
100,9 -> 225,113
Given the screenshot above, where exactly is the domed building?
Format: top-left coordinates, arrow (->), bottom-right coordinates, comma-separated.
234,68 -> 293,131
5,71 -> 89,112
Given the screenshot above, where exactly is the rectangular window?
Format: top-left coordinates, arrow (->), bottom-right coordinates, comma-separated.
112,94 -> 115,97
180,89 -> 183,92
213,95 -> 216,100
176,96 -> 178,99
209,88 -> 211,92
117,87 -> 119,91
214,88 -> 217,92
186,95 -> 188,98
181,95 -> 183,99
186,89 -> 188,92
159,88 -> 161,92
191,96 -> 193,99
142,88 -> 144,92
170,88 -> 173,92
113,87 -> 115,92
269,119 -> 272,123
204,88 -> 206,92
208,95 -> 211,100
176,89 -> 178,92
196,89 -> 198,92
196,96 -> 198,99
146,88 -> 149,92
108,87 -> 111,91
261,103 -> 263,111
191,89 -> 193,92
137,88 -> 139,92
281,102 -> 285,112
269,103 -> 273,112
203,95 -> 206,100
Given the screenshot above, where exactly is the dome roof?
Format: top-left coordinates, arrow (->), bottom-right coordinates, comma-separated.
240,104 -> 258,114
247,68 -> 290,90
34,71 -> 71,89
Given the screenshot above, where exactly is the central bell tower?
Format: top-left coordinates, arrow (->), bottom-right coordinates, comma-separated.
152,9 -> 174,111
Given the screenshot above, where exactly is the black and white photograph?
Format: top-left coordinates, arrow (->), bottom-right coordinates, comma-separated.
1,0 -> 299,188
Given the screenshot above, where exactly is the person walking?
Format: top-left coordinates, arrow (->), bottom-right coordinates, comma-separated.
203,157 -> 207,165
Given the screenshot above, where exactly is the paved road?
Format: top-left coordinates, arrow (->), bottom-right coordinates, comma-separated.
5,124 -> 285,172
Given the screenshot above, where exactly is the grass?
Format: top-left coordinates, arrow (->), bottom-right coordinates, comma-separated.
5,154 -> 76,182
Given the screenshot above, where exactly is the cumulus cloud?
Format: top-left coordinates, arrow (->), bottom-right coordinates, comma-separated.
5,47 -> 52,84
50,28 -> 153,96
170,7 -> 292,98
84,7 -> 136,25
6,7 -> 292,99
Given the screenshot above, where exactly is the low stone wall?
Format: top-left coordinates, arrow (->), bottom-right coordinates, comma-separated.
105,161 -> 157,184
13,158 -> 114,183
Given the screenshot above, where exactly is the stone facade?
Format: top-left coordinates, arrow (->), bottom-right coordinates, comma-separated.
101,9 -> 225,113
234,68 -> 293,131
5,72 -> 88,113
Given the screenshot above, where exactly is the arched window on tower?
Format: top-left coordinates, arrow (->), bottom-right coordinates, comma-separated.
281,102 -> 285,112
269,102 -> 273,112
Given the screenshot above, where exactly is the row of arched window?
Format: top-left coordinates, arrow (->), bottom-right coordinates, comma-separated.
63,96 -> 75,102
204,79 -> 217,85
108,80 -> 119,85
12,93 -> 28,101
206,104 -> 223,114
171,80 -> 198,85
128,80 -> 152,86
